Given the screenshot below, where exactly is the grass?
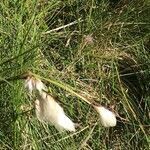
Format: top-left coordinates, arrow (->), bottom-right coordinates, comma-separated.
0,0 -> 150,149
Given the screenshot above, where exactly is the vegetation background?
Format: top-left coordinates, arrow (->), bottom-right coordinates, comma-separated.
0,0 -> 150,149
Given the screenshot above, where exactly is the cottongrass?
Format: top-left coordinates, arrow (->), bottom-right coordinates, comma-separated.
25,76 -> 75,132
35,91 -> 75,132
25,75 -> 116,130
93,105 -> 117,127
25,76 -> 46,93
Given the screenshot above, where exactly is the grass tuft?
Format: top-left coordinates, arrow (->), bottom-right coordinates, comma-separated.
0,0 -> 150,149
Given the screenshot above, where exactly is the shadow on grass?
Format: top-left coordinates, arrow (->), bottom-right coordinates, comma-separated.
0,83 -> 17,148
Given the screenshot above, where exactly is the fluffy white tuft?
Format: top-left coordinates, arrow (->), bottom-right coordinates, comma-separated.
94,106 -> 116,127
35,91 -> 75,132
35,99 -> 44,122
55,112 -> 75,132
25,77 -> 46,93
25,77 -> 34,93
34,79 -> 46,92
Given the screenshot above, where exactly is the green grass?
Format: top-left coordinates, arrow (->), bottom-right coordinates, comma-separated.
0,0 -> 150,149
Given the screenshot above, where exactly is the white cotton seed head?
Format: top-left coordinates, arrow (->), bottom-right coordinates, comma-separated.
94,106 -> 117,127
55,111 -> 75,132
35,99 -> 44,122
34,78 -> 46,92
25,77 -> 35,93
25,76 -> 46,93
35,91 -> 75,132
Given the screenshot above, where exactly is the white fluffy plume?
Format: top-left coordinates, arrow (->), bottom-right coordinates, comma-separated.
94,105 -> 116,127
35,91 -> 75,132
25,76 -> 46,93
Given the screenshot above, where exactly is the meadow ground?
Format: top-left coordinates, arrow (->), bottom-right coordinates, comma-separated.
0,0 -> 150,149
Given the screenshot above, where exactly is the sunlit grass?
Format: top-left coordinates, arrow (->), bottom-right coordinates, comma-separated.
0,0 -> 150,149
